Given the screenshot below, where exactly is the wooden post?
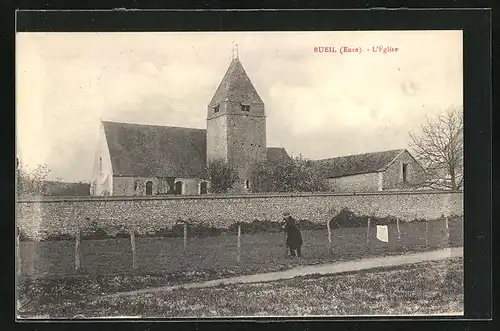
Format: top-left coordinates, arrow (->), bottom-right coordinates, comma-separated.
130,228 -> 137,270
326,219 -> 332,253
16,229 -> 21,276
183,222 -> 188,250
396,218 -> 401,240
75,225 -> 81,272
445,216 -> 450,244
284,229 -> 288,257
237,223 -> 241,263
366,217 -> 371,244
425,221 -> 429,246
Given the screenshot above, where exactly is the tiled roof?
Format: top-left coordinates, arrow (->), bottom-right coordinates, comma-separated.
267,147 -> 291,162
209,58 -> 263,106
102,121 -> 207,179
315,149 -> 405,178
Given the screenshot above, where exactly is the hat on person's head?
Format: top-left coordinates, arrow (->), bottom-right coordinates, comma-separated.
283,212 -> 290,217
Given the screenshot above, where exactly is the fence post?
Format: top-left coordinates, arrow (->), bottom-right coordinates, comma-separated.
396,218 -> 401,241
75,224 -> 81,272
445,216 -> 450,244
16,228 -> 21,276
367,217 -> 371,244
130,228 -> 137,270
326,218 -> 332,253
425,221 -> 429,246
183,222 -> 188,250
237,223 -> 241,263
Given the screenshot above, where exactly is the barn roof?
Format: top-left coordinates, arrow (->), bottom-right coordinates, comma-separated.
209,58 -> 263,106
102,121 -> 207,179
266,147 -> 291,163
315,149 -> 405,178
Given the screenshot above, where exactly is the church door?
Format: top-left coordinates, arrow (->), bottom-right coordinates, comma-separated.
145,181 -> 153,196
174,181 -> 183,195
200,182 -> 208,194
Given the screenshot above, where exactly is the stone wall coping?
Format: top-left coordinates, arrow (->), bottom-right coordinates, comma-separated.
17,190 -> 463,204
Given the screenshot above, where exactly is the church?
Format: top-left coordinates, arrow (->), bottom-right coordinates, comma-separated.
90,54 -> 290,196
90,53 -> 426,196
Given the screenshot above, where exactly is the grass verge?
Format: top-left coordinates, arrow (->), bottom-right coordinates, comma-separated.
18,257 -> 463,318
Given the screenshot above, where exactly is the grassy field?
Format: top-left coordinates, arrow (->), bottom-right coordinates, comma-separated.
19,218 -> 463,277
17,257 -> 463,318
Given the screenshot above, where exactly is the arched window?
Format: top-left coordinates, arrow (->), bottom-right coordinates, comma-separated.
174,181 -> 183,195
145,181 -> 153,196
245,180 -> 250,190
200,182 -> 208,194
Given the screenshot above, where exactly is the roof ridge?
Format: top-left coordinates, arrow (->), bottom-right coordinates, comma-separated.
102,120 -> 206,131
315,148 -> 405,162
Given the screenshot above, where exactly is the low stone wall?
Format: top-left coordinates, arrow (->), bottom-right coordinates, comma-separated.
16,191 -> 463,240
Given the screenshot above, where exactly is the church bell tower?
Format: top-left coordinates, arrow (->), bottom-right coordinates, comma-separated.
206,46 -> 267,193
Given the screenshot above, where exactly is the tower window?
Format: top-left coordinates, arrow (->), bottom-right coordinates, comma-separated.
245,180 -> 250,190
241,104 -> 250,112
214,104 -> 220,113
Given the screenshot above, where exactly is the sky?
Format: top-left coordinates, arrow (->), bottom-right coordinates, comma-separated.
16,31 -> 463,182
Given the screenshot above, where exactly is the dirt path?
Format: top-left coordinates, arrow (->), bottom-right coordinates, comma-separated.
107,247 -> 463,298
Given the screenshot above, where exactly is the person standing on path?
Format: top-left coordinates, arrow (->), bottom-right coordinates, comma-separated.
282,212 -> 303,257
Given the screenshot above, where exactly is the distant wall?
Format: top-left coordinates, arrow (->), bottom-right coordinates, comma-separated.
16,191 -> 462,240
113,176 -> 137,196
41,181 -> 90,197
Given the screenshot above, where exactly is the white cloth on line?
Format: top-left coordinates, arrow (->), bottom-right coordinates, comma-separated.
376,225 -> 389,243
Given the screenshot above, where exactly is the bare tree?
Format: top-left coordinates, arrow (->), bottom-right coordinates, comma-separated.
206,159 -> 239,193
409,106 -> 463,190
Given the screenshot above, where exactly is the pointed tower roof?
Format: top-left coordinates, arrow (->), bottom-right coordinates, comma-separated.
209,58 -> 264,106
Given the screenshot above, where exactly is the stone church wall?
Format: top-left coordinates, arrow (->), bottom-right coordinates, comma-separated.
17,191 -> 462,240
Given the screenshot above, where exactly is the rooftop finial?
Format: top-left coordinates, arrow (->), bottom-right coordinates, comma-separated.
232,41 -> 239,60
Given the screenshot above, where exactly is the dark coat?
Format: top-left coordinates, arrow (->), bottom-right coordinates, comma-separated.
284,216 -> 303,248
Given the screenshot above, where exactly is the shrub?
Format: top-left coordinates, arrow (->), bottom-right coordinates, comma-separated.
18,229 -> 32,242
43,232 -> 75,241
80,221 -> 116,240
329,208 -> 397,229
188,224 -> 223,237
